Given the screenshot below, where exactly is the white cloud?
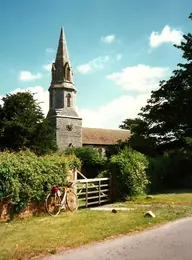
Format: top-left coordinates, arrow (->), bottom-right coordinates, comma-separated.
0,97 -> 3,106
149,25 -> 183,48
107,64 -> 169,93
3,64 -> 170,129
43,60 -> 54,72
5,86 -> 49,115
116,54 -> 122,60
78,94 -> 149,129
0,84 -> 149,129
101,35 -> 116,44
77,64 -> 91,74
43,63 -> 52,72
78,64 -> 170,128
77,56 -> 109,74
46,48 -> 55,53
19,71 -> 42,81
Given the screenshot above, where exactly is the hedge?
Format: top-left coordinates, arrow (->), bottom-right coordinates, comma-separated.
110,147 -> 149,199
64,147 -> 107,178
0,150 -> 81,216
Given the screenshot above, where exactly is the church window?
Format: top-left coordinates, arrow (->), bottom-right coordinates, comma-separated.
50,93 -> 53,108
66,67 -> 71,81
64,63 -> 71,81
66,93 -> 71,107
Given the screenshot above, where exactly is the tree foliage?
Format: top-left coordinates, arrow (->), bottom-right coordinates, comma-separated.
147,149 -> 192,192
0,150 -> 81,217
119,118 -> 157,156
110,147 -> 149,198
139,13 -> 192,151
120,13 -> 192,154
0,91 -> 57,154
65,146 -> 107,178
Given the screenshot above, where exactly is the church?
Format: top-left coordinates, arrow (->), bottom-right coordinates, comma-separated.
47,28 -> 130,151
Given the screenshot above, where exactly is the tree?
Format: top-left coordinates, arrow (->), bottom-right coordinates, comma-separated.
120,118 -> 148,134
119,118 -> 157,156
30,119 -> 58,155
120,13 -> 192,153
139,13 -> 192,152
0,91 -> 57,154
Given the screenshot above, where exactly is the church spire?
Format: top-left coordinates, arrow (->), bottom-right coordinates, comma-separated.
47,27 -> 82,150
51,27 -> 74,85
55,27 -> 69,66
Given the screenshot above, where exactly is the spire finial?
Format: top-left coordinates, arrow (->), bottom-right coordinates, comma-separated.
55,27 -> 69,65
60,26 -> 64,40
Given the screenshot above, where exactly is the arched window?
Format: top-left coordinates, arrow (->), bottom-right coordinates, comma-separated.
66,93 -> 71,107
50,92 -> 53,108
64,63 -> 71,81
66,67 -> 71,81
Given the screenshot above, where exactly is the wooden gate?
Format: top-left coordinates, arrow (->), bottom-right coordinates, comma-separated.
74,169 -> 111,208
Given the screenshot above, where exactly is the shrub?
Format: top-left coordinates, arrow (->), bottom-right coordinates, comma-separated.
147,155 -> 172,192
65,147 -> 107,178
109,147 -> 149,199
0,150 -> 81,216
147,149 -> 192,192
97,170 -> 110,178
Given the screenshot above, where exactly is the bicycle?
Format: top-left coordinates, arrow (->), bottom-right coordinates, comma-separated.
45,182 -> 78,216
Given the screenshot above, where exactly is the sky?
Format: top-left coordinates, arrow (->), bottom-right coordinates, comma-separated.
0,0 -> 191,129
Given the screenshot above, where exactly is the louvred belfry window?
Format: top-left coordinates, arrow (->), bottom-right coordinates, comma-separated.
66,93 -> 71,107
66,67 -> 71,81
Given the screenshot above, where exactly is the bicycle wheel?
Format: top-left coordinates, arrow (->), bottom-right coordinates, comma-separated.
45,193 -> 61,216
66,190 -> 78,212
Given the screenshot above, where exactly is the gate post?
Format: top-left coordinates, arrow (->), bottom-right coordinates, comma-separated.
74,168 -> 77,195
68,167 -> 78,195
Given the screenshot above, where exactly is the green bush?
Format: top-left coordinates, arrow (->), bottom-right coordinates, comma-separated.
65,147 -> 107,178
147,155 -> 172,192
96,170 -> 110,178
147,149 -> 192,192
109,147 -> 149,199
0,150 -> 81,216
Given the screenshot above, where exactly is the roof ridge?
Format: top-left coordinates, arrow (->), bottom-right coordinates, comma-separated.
82,127 -> 130,131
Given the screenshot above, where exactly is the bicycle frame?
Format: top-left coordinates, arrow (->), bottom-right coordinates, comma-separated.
59,182 -> 77,208
60,187 -> 67,208
45,182 -> 78,216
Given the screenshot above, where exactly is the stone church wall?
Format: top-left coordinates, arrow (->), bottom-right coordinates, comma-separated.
56,116 -> 82,150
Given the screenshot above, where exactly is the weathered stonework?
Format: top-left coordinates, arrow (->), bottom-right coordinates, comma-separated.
56,116 -> 82,150
47,27 -> 82,150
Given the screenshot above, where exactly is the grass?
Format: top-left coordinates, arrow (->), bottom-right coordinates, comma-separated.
1,192 -> 192,260
124,191 -> 192,206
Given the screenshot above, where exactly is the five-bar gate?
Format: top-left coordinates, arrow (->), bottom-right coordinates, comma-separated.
74,170 -> 111,207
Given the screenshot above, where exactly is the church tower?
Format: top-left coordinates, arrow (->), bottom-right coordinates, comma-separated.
47,28 -> 82,150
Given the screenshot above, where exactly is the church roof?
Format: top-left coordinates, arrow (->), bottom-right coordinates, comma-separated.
82,127 -> 130,145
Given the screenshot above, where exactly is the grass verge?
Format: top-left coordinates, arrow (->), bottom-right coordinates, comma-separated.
1,192 -> 192,260
124,191 -> 192,206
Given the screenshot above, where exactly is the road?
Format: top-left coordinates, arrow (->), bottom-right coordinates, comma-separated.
42,217 -> 192,260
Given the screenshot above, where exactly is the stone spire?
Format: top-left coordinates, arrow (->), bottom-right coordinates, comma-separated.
51,27 -> 74,86
47,27 -> 82,150
55,27 -> 69,67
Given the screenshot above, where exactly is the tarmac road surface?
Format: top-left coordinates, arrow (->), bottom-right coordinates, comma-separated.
41,217 -> 192,260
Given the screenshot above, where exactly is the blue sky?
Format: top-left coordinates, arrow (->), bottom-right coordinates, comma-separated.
0,0 -> 191,128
